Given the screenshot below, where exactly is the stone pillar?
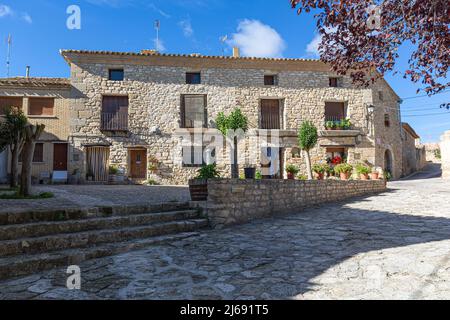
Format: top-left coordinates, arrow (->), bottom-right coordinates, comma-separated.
440,130 -> 450,179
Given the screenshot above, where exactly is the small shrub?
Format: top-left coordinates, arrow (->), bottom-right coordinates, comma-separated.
285,164 -> 300,175
312,164 -> 326,174
384,171 -> 393,181
355,164 -> 371,175
196,164 -> 221,179
325,120 -> 335,129
434,148 -> 441,159
109,165 -> 119,175
334,163 -> 353,174
145,179 -> 160,185
255,170 -> 262,180
297,174 -> 307,180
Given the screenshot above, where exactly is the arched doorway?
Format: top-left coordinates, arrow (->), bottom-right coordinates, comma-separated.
384,149 -> 393,176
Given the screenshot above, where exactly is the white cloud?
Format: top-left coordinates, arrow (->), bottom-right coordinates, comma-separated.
22,13 -> 32,24
178,19 -> 193,37
305,33 -> 322,58
0,4 -> 13,17
0,4 -> 32,24
153,38 -> 166,52
227,19 -> 286,58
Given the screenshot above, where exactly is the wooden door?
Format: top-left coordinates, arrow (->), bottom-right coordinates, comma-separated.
53,143 -> 68,171
130,149 -> 147,179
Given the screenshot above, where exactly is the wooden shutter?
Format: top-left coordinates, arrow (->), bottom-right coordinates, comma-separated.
29,98 -> 54,116
325,102 -> 345,121
260,99 -> 280,129
0,97 -> 23,114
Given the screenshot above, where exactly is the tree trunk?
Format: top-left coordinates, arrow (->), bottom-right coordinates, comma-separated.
9,145 -> 19,188
18,124 -> 45,197
305,150 -> 313,180
19,140 -> 35,196
231,137 -> 239,178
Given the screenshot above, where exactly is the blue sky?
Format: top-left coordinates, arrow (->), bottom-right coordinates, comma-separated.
0,0 -> 448,142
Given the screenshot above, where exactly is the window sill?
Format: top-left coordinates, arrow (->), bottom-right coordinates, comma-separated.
28,115 -> 57,119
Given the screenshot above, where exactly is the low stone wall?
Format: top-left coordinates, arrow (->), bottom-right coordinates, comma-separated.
203,179 -> 386,228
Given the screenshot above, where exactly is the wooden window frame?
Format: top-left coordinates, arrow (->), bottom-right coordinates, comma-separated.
28,97 -> 55,116
264,75 -> 277,86
329,77 -> 340,88
101,95 -> 129,131
186,72 -> 201,85
384,114 -> 391,127
180,94 -> 207,128
325,102 -> 347,122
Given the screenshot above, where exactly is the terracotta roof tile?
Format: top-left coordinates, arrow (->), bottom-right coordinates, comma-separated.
0,77 -> 70,87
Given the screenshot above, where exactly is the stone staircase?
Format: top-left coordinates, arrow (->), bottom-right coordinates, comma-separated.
0,202 -> 208,280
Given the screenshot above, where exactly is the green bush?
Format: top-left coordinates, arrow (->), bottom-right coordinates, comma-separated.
196,164 -> 221,179
297,174 -> 308,180
355,164 -> 371,175
109,165 -> 119,175
145,179 -> 160,185
312,164 -> 326,174
255,170 -> 262,180
434,148 -> 441,159
334,163 -> 353,174
325,121 -> 335,129
285,164 -> 300,175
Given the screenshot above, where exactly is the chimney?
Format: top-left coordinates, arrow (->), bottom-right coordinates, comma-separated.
232,47 -> 240,58
26,66 -> 30,78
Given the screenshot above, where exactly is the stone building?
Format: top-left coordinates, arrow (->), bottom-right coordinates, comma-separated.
60,49 -> 404,185
441,130 -> 450,179
0,77 -> 72,184
401,122 -> 426,176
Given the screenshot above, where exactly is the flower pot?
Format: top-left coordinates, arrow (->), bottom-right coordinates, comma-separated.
188,179 -> 208,201
314,172 -> 324,180
340,172 -> 350,180
287,172 -> 295,180
244,167 -> 256,179
360,174 -> 369,180
370,172 -> 379,180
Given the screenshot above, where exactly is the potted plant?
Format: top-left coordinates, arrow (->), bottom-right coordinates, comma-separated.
188,164 -> 221,201
285,164 -> 299,180
108,165 -> 125,184
312,164 -> 326,180
340,119 -> 352,130
325,121 -> 335,130
370,167 -> 380,180
244,165 -> 256,179
334,121 -> 343,130
356,164 -> 371,180
334,163 -> 353,180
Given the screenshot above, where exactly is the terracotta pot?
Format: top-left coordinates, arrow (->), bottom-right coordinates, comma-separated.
370,172 -> 379,180
314,172 -> 324,180
340,172 -> 350,180
287,172 -> 295,180
360,174 -> 369,180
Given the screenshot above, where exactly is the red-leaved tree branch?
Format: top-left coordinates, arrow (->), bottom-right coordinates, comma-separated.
291,0 -> 449,95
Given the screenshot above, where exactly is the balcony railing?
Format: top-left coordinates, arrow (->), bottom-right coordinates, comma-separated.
101,112 -> 128,131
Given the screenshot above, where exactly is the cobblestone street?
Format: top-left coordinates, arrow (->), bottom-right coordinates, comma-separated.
1,172 -> 449,300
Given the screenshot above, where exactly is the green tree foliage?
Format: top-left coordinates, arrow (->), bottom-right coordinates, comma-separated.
298,121 -> 318,180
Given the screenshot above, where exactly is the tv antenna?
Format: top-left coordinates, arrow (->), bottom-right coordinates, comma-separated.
6,34 -> 12,77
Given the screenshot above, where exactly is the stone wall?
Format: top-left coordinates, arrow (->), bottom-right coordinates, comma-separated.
203,179 -> 386,228
441,131 -> 450,179
65,52 -> 403,184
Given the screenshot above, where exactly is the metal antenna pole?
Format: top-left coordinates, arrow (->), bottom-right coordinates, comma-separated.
6,34 -> 12,77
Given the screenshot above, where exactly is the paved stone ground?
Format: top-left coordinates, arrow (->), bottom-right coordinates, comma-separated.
1,165 -> 449,300
0,185 -> 190,213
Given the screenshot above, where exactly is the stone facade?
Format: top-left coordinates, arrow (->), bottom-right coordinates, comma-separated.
201,178 -> 387,228
0,78 -> 72,182
401,122 -> 426,176
424,143 -> 441,163
61,50 -> 403,184
441,131 -> 450,179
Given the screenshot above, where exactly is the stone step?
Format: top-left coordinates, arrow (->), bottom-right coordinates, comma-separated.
0,202 -> 191,226
0,210 -> 201,241
0,219 -> 209,257
0,232 -> 200,280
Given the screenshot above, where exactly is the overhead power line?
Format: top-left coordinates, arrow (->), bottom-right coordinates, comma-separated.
402,112 -> 450,117
401,89 -> 450,100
